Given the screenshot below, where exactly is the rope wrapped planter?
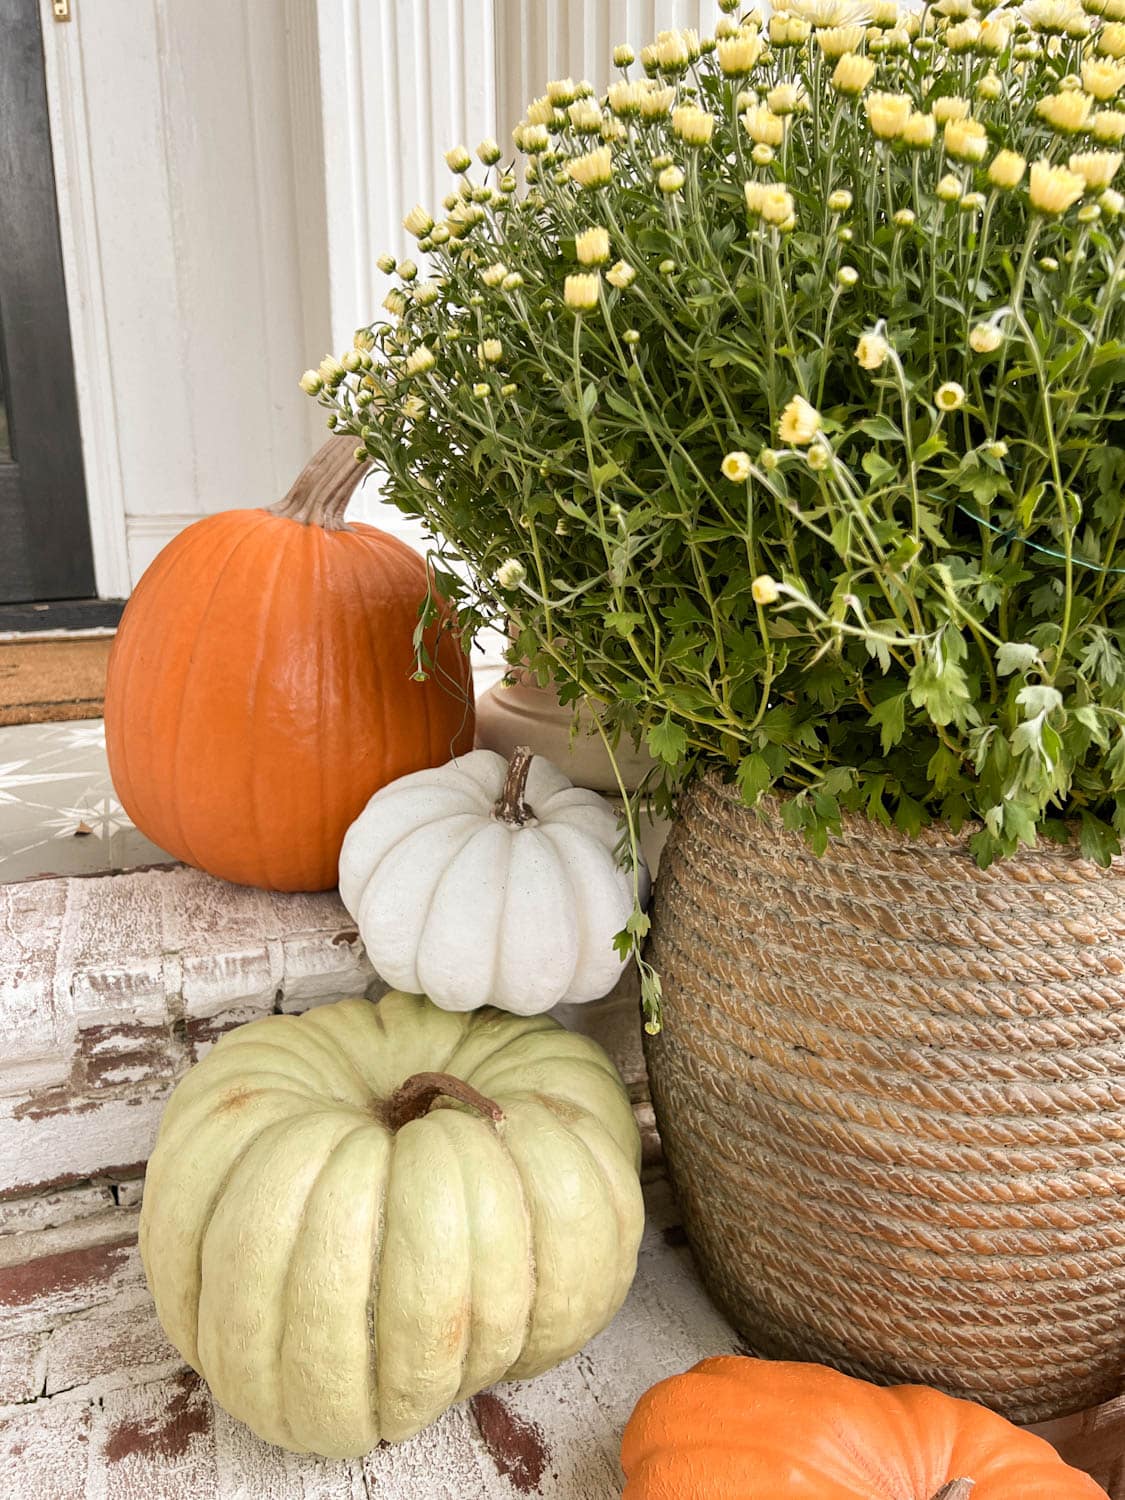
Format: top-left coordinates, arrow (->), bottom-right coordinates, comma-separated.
644,774 -> 1125,1426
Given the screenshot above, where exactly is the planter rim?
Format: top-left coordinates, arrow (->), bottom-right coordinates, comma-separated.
692,771 -> 1122,873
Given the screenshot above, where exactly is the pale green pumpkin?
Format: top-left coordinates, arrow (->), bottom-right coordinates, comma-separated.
139,991 -> 644,1458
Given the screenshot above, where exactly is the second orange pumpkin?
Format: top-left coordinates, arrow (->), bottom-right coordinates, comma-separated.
105,438 -> 474,891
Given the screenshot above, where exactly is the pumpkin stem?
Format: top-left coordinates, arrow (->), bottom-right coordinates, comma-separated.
268,435 -> 372,532
493,745 -> 536,826
929,1482 -> 974,1500
384,1071 -> 505,1131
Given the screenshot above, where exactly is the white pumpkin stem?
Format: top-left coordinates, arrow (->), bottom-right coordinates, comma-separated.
385,1071 -> 504,1131
929,1482 -> 974,1500
493,745 -> 536,826
268,436 -> 372,532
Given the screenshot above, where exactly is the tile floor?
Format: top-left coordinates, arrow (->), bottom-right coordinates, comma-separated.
0,720 -> 170,884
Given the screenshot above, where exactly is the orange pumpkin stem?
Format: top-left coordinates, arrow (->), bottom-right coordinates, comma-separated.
929,1482 -> 974,1500
268,435 -> 372,531
384,1071 -> 504,1131
493,745 -> 536,826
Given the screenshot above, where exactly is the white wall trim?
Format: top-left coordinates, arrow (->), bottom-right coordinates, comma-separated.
39,2 -> 132,601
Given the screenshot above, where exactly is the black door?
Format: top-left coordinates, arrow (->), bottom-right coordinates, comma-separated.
0,0 -> 95,604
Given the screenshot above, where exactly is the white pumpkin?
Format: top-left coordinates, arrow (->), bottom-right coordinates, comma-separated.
339,746 -> 650,1014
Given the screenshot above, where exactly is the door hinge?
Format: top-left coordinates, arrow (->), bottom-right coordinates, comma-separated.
52,0 -> 71,20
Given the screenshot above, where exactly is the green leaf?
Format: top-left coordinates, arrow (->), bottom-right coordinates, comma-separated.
855,414 -> 902,441
996,642 -> 1041,676
908,657 -> 973,728
868,691 -> 908,753
737,753 -> 772,804
1016,684 -> 1063,718
646,714 -> 688,765
1079,811 -> 1121,867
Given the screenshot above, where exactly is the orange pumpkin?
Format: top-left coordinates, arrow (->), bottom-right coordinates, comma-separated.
621,1357 -> 1108,1500
105,438 -> 473,891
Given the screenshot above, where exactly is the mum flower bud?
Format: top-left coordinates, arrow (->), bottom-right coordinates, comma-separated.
717,31 -> 764,73
893,207 -> 916,228
495,559 -> 527,589
478,339 -> 503,364
397,259 -> 417,281
970,323 -> 1003,353
567,146 -> 613,187
977,73 -> 1003,101
816,24 -> 867,58
828,188 -> 854,212
751,574 -> 780,604
932,96 -> 971,124
778,395 -> 821,445
672,104 -> 716,144
1068,149 -> 1123,187
1094,109 -> 1125,141
1078,202 -> 1102,221
751,143 -> 775,165
414,281 -> 439,306
1101,186 -> 1125,212
935,381 -> 966,411
837,264 -> 859,287
959,191 -> 986,212
1037,91 -> 1094,132
769,12 -> 811,45
478,138 -> 502,166
806,441 -> 831,472
988,149 -> 1027,188
659,258 -> 676,274
607,259 -> 636,288
382,289 -> 407,318
865,91 -> 913,139
984,440 -> 1008,459
742,105 -> 785,144
639,83 -> 676,118
403,205 -> 434,238
1039,255 -> 1060,270
547,77 -> 578,105
1098,21 -> 1125,55
1029,158 -> 1087,212
832,53 -> 877,94
944,117 -> 988,162
575,226 -> 611,264
564,272 -> 600,310
901,112 -> 936,148
501,272 -> 524,291
444,144 -> 472,173
1083,59 -> 1125,99
653,27 -> 692,71
482,262 -> 507,287
855,331 -> 890,369
318,355 -> 346,385
745,181 -> 796,225
608,80 -> 643,115
299,370 -> 322,394
613,43 -> 635,66
721,451 -> 753,482
937,172 -> 963,201
376,252 -> 397,274
405,345 -> 436,376
472,382 -> 490,398
623,328 -> 641,345
514,123 -> 550,153
658,164 -> 686,193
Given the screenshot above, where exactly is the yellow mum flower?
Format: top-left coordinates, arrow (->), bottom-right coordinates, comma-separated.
563,272 -> 600,310
607,81 -> 645,116
717,30 -> 765,74
855,331 -> 890,370
767,82 -> 808,114
444,144 -> 472,173
870,0 -> 899,23
931,96 -> 972,124
1082,60 -> 1125,100
721,451 -> 753,482
568,99 -> 604,133
865,92 -> 913,140
816,24 -> 867,57
638,85 -> 677,120
606,260 -> 636,288
478,339 -> 503,364
547,77 -> 578,105
481,263 -> 507,287
672,104 -> 716,145
403,204 -> 434,238
525,95 -> 555,126
1029,158 -> 1087,213
828,188 -> 854,211
567,146 -> 613,187
405,345 -> 437,376
946,18 -> 982,50
1094,110 -> 1125,142
969,324 -> 1003,354
979,12 -> 1016,51
1068,150 -> 1123,187
901,112 -> 936,148
944,117 -> 989,162
1036,91 -> 1094,132
988,150 -> 1027,188
1098,22 -> 1125,57
935,381 -> 966,412
742,105 -> 786,145
1102,186 -> 1125,213
778,395 -> 822,445
658,164 -> 686,193
751,575 -> 780,605
832,53 -> 877,94
575,226 -> 610,265
769,13 -> 812,45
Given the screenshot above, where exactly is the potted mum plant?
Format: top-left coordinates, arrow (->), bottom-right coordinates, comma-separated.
305,0 -> 1125,1433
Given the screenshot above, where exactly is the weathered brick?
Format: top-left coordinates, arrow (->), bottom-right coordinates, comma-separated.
115,1181 -> 144,1211
183,1007 -> 275,1062
0,1075 -> 165,1201
44,1298 -> 178,1398
0,1400 -> 90,1500
55,874 -> 167,1027
0,880 -> 72,1085
0,1211 -> 143,1337
0,1330 -> 47,1403
0,1185 -> 114,1238
276,930 -> 377,1012
91,1369 -> 217,1495
78,1023 -> 182,1091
